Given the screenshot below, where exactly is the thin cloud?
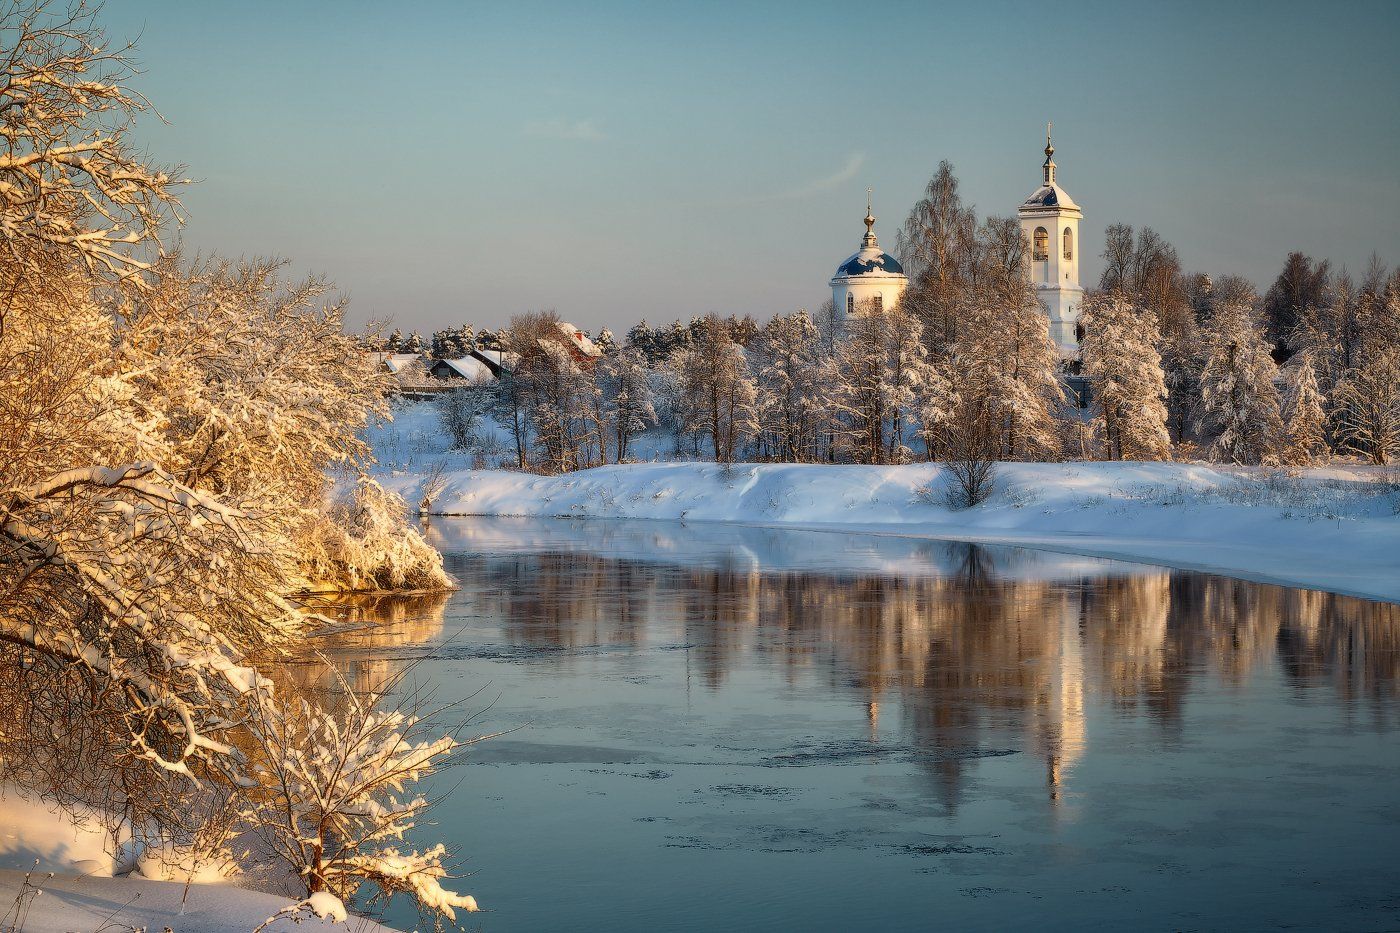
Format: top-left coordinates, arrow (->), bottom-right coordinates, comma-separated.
524,118 -> 607,142
781,152 -> 866,199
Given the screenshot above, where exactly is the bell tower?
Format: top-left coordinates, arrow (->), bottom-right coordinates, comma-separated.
1018,123 -> 1084,356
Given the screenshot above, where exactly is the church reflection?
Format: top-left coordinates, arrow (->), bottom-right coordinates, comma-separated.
449,536 -> 1400,812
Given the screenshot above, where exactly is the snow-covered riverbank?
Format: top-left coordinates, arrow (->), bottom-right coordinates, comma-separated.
0,789 -> 395,933
378,461 -> 1400,603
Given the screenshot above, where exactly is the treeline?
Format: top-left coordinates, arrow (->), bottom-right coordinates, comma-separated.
432,161 -> 1400,471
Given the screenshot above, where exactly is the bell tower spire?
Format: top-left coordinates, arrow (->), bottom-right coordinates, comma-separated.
1019,122 -> 1083,357
863,186 -> 877,248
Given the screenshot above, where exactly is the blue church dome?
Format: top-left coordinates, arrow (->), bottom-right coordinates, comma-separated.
835,250 -> 904,277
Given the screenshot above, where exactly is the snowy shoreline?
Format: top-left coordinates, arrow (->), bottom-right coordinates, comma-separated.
0,869 -> 393,933
379,461 -> 1400,604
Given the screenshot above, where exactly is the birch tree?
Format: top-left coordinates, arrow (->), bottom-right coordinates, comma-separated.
0,1 -> 185,282
676,314 -> 758,465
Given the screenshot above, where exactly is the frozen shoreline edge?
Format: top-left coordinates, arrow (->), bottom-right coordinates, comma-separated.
378,461 -> 1400,605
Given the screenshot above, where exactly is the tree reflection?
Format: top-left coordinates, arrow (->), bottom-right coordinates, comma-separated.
444,538 -> 1399,811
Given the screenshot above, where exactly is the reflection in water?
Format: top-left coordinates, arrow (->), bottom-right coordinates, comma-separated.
293,519 -> 1400,932
279,591 -> 450,698
320,520 -> 1399,817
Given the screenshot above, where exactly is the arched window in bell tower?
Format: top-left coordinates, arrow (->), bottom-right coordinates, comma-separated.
1033,227 -> 1049,261
846,293 -> 855,315
1063,227 -> 1073,260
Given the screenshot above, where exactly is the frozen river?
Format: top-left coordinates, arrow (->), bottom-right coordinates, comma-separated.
294,518 -> 1400,932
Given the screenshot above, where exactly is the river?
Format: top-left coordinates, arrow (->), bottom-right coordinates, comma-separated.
293,517 -> 1400,932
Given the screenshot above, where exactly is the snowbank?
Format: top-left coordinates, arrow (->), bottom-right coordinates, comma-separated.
0,870 -> 391,933
0,791 -> 395,932
378,461 -> 1400,603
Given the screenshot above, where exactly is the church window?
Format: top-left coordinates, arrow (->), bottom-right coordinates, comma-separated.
846,294 -> 855,314
1033,227 -> 1048,261
1063,227 -> 1073,260
873,294 -> 883,312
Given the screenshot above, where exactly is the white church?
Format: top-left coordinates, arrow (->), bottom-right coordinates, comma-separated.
829,125 -> 1083,358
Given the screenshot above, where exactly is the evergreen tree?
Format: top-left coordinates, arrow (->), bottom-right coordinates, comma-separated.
1198,301 -> 1284,464
594,328 -> 618,356
1262,252 -> 1330,358
1080,292 -> 1171,460
1281,351 -> 1329,465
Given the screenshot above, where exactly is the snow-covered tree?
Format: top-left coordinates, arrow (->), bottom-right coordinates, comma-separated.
1280,351 -> 1330,465
596,346 -> 655,462
246,673 -> 484,917
594,327 -> 618,356
828,302 -> 938,464
1334,346 -> 1400,465
436,381 -> 495,450
1198,301 -> 1284,464
944,284 -> 1065,460
0,1 -> 185,282
1080,291 -> 1171,460
752,309 -> 824,461
675,314 -> 758,464
0,8 -> 469,923
532,340 -> 599,471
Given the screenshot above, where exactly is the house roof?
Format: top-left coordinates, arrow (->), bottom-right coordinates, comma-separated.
556,321 -> 603,358
435,356 -> 494,381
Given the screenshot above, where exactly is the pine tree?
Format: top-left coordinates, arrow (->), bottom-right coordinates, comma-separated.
1080,292 -> 1171,460
1198,301 -> 1284,464
1280,352 -> 1329,465
594,328 -> 618,356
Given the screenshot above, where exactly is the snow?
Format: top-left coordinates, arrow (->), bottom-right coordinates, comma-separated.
375,460 -> 1400,603
305,891 -> 349,922
0,791 -> 391,932
437,355 -> 493,381
0,787 -> 129,878
0,870 -> 393,933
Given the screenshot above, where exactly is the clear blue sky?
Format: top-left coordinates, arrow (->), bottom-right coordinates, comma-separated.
102,0 -> 1400,334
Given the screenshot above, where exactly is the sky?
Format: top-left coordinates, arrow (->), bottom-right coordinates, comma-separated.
100,0 -> 1400,335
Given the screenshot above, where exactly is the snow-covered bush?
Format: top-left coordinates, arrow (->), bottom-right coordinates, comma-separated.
309,477 -> 451,592
245,675 -> 484,920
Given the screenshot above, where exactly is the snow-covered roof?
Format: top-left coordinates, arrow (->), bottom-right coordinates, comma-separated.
372,352 -> 428,375
556,321 -> 603,358
833,248 -> 905,279
437,356 -> 494,381
1019,182 -> 1080,213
